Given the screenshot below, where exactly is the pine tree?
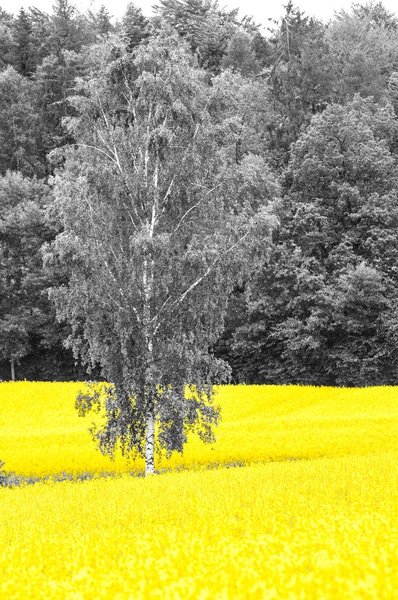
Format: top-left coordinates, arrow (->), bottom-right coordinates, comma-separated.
0,67 -> 43,176
12,9 -> 35,77
0,8 -> 15,71
121,3 -> 150,51
0,173 -> 54,381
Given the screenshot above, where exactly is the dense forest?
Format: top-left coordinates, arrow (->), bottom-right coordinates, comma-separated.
2,0 -> 398,386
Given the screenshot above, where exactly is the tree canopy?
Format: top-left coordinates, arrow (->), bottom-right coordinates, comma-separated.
233,96 -> 398,386
3,0 -> 398,402
44,30 -> 275,472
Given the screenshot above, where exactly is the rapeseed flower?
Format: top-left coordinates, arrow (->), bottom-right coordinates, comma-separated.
0,383 -> 397,598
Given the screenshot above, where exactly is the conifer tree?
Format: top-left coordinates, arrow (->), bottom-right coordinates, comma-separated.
0,67 -> 43,176
12,9 -> 35,77
121,3 -> 150,51
0,172 -> 54,380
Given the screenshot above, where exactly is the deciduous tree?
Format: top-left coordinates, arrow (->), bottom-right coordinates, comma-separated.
234,96 -> 398,385
44,31 -> 275,474
327,3 -> 398,103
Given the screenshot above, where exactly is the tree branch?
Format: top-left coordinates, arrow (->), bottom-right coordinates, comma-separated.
75,143 -> 117,166
153,229 -> 251,335
171,183 -> 224,235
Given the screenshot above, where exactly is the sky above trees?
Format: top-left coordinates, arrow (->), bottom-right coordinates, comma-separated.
3,0 -> 398,25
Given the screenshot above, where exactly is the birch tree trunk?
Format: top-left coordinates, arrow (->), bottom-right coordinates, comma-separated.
10,358 -> 15,382
144,150 -> 158,476
145,398 -> 155,475
143,328 -> 155,475
143,263 -> 155,475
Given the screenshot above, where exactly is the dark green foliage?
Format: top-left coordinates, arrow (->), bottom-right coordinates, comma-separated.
265,3 -> 337,168
154,0 -> 215,42
33,50 -> 87,162
87,5 -> 114,38
121,3 -> 150,50
387,72 -> 398,116
221,31 -> 260,74
11,9 -> 36,77
0,67 -> 44,177
251,31 -> 273,68
0,343 -> 92,382
212,286 -> 248,382
0,9 -> 15,71
234,96 -> 398,386
351,1 -> 398,29
50,0 -> 88,54
327,4 -> 398,103
29,8 -> 54,66
0,172 -> 60,380
154,0 -> 251,73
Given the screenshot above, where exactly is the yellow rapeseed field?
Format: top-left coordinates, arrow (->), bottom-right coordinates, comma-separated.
1,382 -> 398,476
1,383 -> 398,598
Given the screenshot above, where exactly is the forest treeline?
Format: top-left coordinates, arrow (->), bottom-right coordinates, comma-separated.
2,0 -> 398,386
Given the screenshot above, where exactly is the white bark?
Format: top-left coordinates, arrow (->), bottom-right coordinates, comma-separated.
145,406 -> 155,475
143,152 -> 159,475
10,358 -> 15,382
142,256 -> 155,475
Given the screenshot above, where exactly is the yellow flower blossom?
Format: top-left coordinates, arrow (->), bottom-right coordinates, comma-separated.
0,383 -> 397,598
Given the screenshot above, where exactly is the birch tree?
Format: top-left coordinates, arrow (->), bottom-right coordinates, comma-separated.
44,30 -> 276,474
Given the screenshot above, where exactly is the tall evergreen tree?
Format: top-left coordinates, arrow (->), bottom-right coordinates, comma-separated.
0,8 -> 15,71
12,9 -> 35,77
265,2 -> 336,168
221,31 -> 259,74
155,0 -> 244,73
0,67 -> 43,176
29,7 -> 53,65
87,5 -> 114,39
50,0 -> 88,55
34,49 -> 86,164
121,3 -> 150,51
351,1 -> 398,29
0,173 -> 55,380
